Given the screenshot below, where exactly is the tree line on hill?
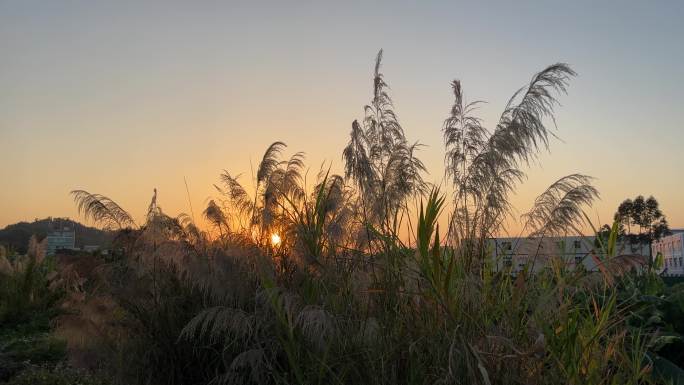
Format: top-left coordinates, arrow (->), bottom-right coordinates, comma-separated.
0,218 -> 113,254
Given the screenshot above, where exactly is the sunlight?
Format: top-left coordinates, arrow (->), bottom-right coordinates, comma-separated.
270,233 -> 282,247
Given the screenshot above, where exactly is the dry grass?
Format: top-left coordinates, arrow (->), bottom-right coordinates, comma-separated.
45,51 -> 670,385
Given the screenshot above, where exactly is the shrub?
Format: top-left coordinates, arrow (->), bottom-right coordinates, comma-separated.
6,364 -> 109,385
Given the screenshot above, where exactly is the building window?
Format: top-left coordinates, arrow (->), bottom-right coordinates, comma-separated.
502,242 -> 512,252
575,255 -> 583,265
574,240 -> 581,249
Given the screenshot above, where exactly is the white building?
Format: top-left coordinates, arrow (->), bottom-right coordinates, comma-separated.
489,236 -> 650,273
46,224 -> 76,256
652,230 -> 684,277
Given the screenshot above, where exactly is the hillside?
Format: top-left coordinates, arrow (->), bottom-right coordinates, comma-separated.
0,217 -> 114,254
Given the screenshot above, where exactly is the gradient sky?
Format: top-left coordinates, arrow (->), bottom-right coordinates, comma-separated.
1,1 -> 683,234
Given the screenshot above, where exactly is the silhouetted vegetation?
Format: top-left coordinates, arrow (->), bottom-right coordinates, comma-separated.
615,195 -> 671,246
1,51 -> 681,384
0,242 -> 67,382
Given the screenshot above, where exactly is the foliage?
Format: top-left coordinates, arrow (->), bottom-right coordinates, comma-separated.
343,50 -> 427,237
614,195 -> 671,245
108,262 -> 227,385
621,280 -> 684,384
0,243 -> 70,382
49,51 -> 680,385
5,364 -> 109,385
0,248 -> 63,329
71,191 -> 137,230
523,174 -> 599,237
442,63 -> 576,269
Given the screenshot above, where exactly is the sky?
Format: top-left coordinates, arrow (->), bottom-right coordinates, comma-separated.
1,0 -> 683,234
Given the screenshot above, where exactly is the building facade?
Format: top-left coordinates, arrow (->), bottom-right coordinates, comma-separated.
652,230 -> 684,276
489,236 -> 650,273
46,226 -> 76,255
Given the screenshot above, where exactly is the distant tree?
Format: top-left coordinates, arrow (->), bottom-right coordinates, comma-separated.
594,223 -> 613,249
614,195 -> 670,247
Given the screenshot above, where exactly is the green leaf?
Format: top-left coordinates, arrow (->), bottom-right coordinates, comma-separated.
648,352 -> 684,385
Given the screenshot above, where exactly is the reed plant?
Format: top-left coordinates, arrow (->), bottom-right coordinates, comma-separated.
56,51 -> 675,384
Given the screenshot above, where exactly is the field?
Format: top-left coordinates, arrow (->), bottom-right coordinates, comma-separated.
2,52 -> 683,385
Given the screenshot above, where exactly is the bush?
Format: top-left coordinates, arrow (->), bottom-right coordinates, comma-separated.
0,254 -> 64,328
59,52 -> 673,384
0,331 -> 67,364
6,365 -> 109,385
0,249 -> 68,382
87,258 -> 228,385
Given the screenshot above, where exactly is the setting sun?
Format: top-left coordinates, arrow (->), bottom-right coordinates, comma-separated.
270,233 -> 282,247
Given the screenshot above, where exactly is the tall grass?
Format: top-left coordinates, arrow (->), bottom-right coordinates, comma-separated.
0,238 -> 63,329
0,240 -> 70,383
58,51 -> 672,384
